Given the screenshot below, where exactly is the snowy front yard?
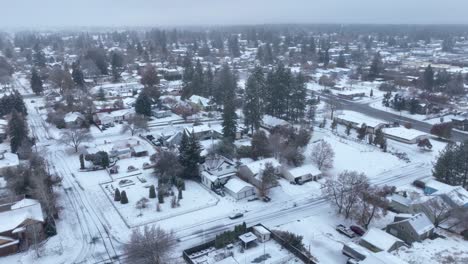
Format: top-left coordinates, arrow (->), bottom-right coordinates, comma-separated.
101,175 -> 219,227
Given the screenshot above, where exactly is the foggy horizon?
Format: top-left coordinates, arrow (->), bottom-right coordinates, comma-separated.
2,0 -> 468,29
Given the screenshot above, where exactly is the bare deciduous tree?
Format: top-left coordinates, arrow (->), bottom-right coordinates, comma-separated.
59,127 -> 93,152
421,197 -> 452,228
311,140 -> 335,170
323,171 -> 369,219
124,225 -> 176,264
121,114 -> 149,136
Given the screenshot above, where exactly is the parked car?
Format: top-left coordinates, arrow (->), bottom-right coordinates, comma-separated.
229,213 -> 244,220
350,225 -> 366,236
336,224 -> 355,238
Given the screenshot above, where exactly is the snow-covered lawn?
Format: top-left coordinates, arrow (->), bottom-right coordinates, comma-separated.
393,231 -> 468,264
274,205 -> 352,264
101,174 -> 219,227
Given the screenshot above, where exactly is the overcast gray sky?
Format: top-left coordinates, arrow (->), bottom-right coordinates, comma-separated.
1,0 -> 467,28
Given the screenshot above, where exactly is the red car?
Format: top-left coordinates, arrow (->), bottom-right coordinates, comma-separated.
350,225 -> 366,236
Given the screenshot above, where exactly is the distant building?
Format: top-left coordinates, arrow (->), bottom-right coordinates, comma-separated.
334,110 -> 388,134
336,90 -> 366,100
382,127 -> 428,144
451,112 -> 468,131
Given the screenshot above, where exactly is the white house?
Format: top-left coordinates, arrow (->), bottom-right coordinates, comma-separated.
261,115 -> 290,130
187,95 -> 214,110
200,155 -> 237,189
334,110 -> 388,134
382,127 -> 428,144
282,164 -> 322,184
224,177 -> 255,200
64,112 -> 85,127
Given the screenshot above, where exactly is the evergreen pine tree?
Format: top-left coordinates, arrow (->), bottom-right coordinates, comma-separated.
423,65 -> 434,92
30,68 -> 43,95
243,66 -> 265,134
114,188 -> 121,201
369,52 -> 383,79
8,110 -> 29,153
135,92 -> 152,116
179,131 -> 203,179
149,185 -> 156,199
336,51 -> 346,68
97,87 -> 105,101
120,191 -> 128,204
158,188 -> 164,203
72,63 -> 85,87
357,123 -> 367,140
79,154 -> 85,169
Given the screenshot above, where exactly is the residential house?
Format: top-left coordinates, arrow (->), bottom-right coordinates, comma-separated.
386,213 -> 435,244
359,228 -> 405,253
451,113 -> 468,131
0,197 -> 45,256
93,112 -> 114,126
224,177 -> 256,200
64,112 -> 85,127
131,145 -> 149,157
334,110 -> 389,134
200,155 -> 237,189
187,95 -> 214,110
238,158 -> 282,188
382,127 -> 428,144
184,125 -> 222,141
282,164 -> 322,184
390,194 -> 412,213
261,115 -> 290,131
0,119 -> 7,139
152,109 -> 171,119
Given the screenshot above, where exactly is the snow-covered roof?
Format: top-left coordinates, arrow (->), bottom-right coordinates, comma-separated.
132,145 -> 148,154
253,225 -> 271,236
188,95 -> 212,107
288,164 -> 321,178
391,194 -> 411,207
224,178 -> 254,194
336,110 -> 387,128
361,228 -> 403,252
109,109 -> 134,118
0,198 -> 44,234
441,186 -> 468,207
398,213 -> 434,236
382,127 -> 427,141
424,179 -> 456,193
359,251 -> 408,264
262,115 -> 290,128
238,232 -> 257,243
0,152 -> 19,169
244,158 -> 281,176
64,112 -> 84,123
